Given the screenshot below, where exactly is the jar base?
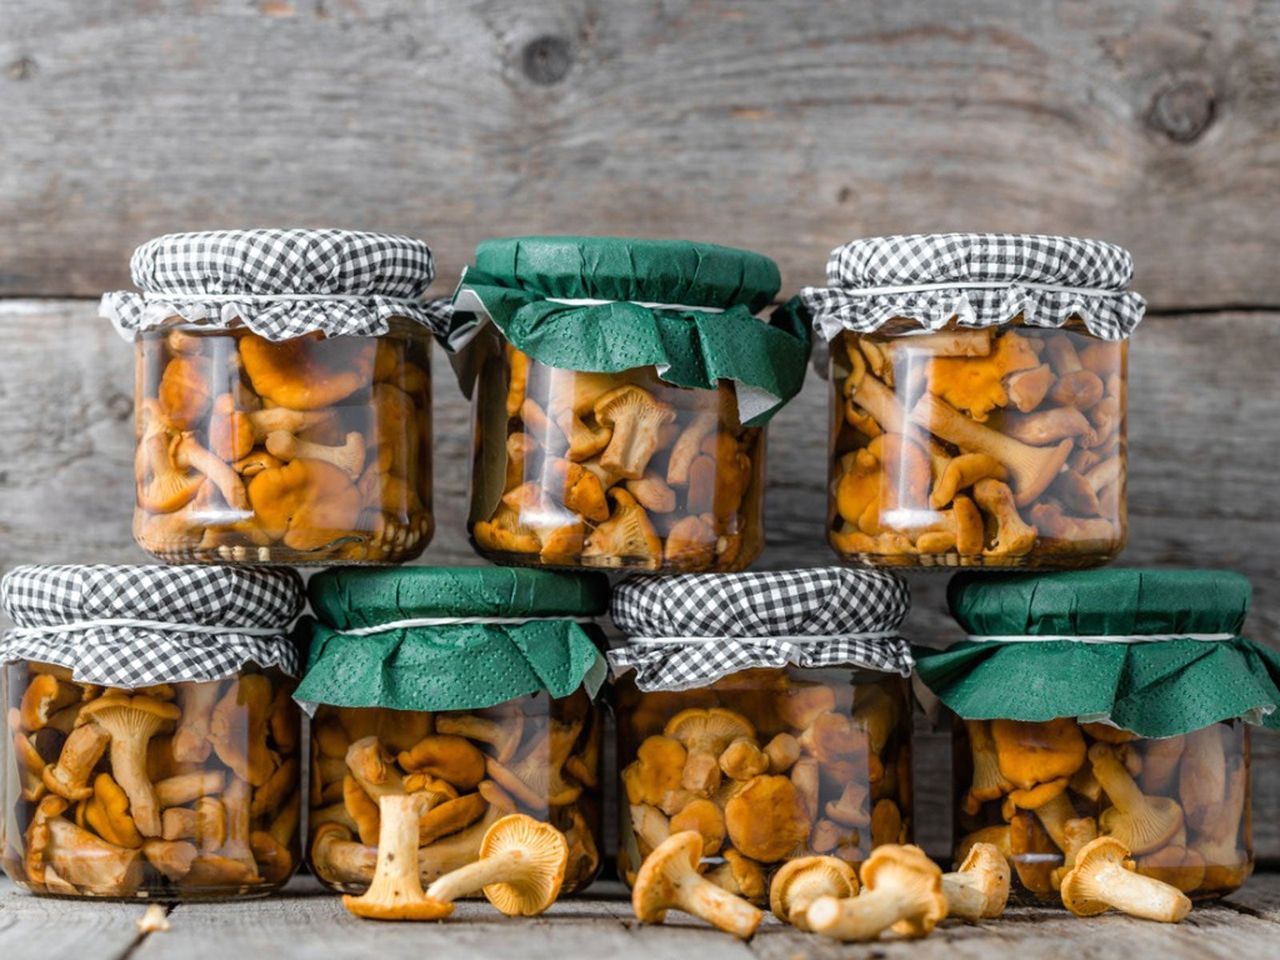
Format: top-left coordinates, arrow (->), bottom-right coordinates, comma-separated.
830,548 -> 1124,570
471,544 -> 757,574
139,540 -> 430,567
7,881 -> 289,903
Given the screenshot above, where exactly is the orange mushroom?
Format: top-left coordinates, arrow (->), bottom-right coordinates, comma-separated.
240,332 -> 376,410
724,775 -> 810,863
594,385 -> 677,480
925,330 -> 1040,421
991,718 -> 1086,791
582,488 -> 662,568
247,459 -> 363,551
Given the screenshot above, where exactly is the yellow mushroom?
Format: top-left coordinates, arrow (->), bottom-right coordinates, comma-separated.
631,832 -> 763,939
770,855 -> 859,930
806,844 -> 946,942
941,842 -> 1010,920
1060,836 -> 1191,922
426,814 -> 568,916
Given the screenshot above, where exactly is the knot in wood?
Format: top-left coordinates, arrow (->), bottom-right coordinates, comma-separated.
521,34 -> 573,86
1147,79 -> 1216,143
6,57 -> 36,81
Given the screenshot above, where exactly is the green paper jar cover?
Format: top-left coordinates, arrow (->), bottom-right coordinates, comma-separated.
294,566 -> 610,714
446,236 -> 811,426
914,569 -> 1280,738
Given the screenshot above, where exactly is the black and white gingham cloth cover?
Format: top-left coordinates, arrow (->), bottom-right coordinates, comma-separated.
0,564 -> 304,687
801,233 -> 1146,343
100,228 -> 453,341
608,567 -> 913,692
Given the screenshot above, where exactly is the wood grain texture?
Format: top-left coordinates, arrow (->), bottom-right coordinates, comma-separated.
1,299 -> 1278,864
1,1 -> 1279,307
4,876 -> 1280,960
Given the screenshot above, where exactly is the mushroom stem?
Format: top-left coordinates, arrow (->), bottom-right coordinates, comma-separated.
910,394 -> 1072,505
1068,852 -> 1190,922
941,874 -> 990,920
343,793 -> 452,921
670,867 -> 764,938
176,434 -> 250,510
849,374 -> 906,433
111,734 -> 162,838
806,888 -> 905,941
426,847 -> 525,902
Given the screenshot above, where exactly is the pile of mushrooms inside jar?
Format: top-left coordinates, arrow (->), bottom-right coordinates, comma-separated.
307,700 -> 601,909
473,346 -> 759,571
831,325 -> 1125,565
135,327 -> 432,564
8,665 -> 299,898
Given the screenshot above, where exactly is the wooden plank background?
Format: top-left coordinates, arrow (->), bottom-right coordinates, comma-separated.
1,0 -> 1278,862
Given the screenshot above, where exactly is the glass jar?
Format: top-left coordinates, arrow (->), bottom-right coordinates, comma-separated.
306,693 -> 602,896
469,349 -> 764,572
827,321 -> 1127,567
953,716 -> 1252,903
2,662 -> 302,900
615,667 -> 913,900
133,319 -> 433,565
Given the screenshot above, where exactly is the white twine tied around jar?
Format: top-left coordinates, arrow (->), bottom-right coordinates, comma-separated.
333,615 -> 597,636
967,632 -> 1236,645
15,618 -> 284,637
834,280 -> 1129,299
141,291 -> 428,306
625,630 -> 901,648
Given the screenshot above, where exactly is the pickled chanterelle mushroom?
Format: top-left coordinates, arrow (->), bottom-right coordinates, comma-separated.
473,354 -> 762,572
134,326 -> 433,564
307,698 -> 601,898
3,667 -> 301,898
617,669 -> 912,901
828,325 -> 1126,567
954,717 -> 1251,903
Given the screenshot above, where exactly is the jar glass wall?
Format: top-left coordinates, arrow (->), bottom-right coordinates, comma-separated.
469,346 -> 765,572
134,319 -> 433,564
306,690 -> 602,897
954,716 -> 1252,903
828,321 -> 1127,568
2,661 -> 301,900
615,667 -> 912,901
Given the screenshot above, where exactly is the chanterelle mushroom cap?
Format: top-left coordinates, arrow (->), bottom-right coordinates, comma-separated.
632,831 -> 764,939
991,718 -> 1086,791
342,793 -> 453,922
725,775 -> 811,863
1060,836 -> 1191,923
1089,743 -> 1184,855
621,735 -> 687,810
396,734 -> 485,790
241,332 -> 376,410
665,708 -> 756,795
582,488 -> 662,568
806,844 -> 946,942
941,842 -> 1010,920
426,814 -> 569,916
80,695 -> 180,838
770,856 -> 859,930
209,674 -> 276,787
247,458 -> 363,551
593,385 -> 677,480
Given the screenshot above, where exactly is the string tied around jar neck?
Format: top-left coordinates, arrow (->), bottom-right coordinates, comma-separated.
967,632 -> 1237,645
831,280 -> 1129,299
141,290 -> 427,307
332,615 -> 598,637
13,618 -> 285,637
625,630 -> 902,648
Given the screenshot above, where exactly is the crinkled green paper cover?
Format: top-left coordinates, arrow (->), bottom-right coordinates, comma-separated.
295,567 -> 609,713
447,236 -> 810,426
914,569 -> 1280,738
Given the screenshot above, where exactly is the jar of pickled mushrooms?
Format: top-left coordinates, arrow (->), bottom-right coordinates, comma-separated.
915,569 -> 1280,905
798,233 -> 1145,568
447,236 -> 810,572
1,564 -> 305,900
609,568 -> 915,901
101,228 -> 453,565
294,566 -> 608,897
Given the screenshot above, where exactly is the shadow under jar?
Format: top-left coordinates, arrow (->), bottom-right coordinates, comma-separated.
0,564 -> 306,901
800,233 -> 1146,569
451,235 -> 811,573
953,716 -> 1251,904
294,565 -> 610,900
471,351 -> 764,571
103,228 -> 450,566
306,695 -> 602,897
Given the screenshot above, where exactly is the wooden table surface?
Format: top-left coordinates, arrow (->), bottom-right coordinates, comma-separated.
2,873 -> 1278,960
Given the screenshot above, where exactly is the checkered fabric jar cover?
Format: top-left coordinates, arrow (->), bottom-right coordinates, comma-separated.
608,567 -> 913,692
800,233 -> 1146,343
100,228 -> 453,341
0,564 -> 304,687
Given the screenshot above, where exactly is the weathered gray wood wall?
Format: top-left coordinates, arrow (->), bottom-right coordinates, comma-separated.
1,0 -> 1278,860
